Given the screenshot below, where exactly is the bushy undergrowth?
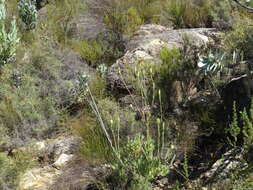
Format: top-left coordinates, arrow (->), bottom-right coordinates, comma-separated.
0,42 -> 62,147
45,0 -> 86,46
71,39 -> 104,66
154,41 -> 199,111
72,71 -> 176,188
1,0 -> 253,189
0,150 -> 37,189
224,18 -> 253,60
162,0 -> 212,28
87,0 -> 160,34
89,0 -> 240,32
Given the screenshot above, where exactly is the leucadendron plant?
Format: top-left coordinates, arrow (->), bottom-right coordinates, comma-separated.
18,0 -> 38,30
0,0 -> 19,66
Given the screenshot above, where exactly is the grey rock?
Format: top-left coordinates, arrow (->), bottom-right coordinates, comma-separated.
46,136 -> 81,160
200,147 -> 248,185
127,24 -> 218,51
107,24 -> 218,102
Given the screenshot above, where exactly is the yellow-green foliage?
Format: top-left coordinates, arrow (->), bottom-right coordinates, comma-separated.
89,0 -> 160,34
72,40 -> 104,66
155,48 -> 182,107
72,96 -> 140,161
159,47 -> 181,75
112,135 -> 168,190
224,18 -> 253,60
45,0 -> 86,46
241,108 -> 253,148
89,75 -> 108,99
128,0 -> 161,23
103,6 -> 143,35
227,103 -> 240,147
71,111 -> 112,162
162,0 -> 213,28
0,150 -> 37,189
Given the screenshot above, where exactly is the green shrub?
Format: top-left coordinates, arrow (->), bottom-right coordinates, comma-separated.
71,111 -> 112,162
74,72 -> 175,189
88,0 -> 151,35
0,0 -> 19,66
159,47 -> 182,77
18,0 -> 38,30
103,6 -> 143,35
112,135 -> 169,189
210,0 -> 235,28
154,47 -> 183,110
226,103 -> 241,147
0,150 -> 37,189
226,100 -> 253,149
161,0 -> 236,29
72,40 -> 104,66
162,0 -> 213,28
224,18 -> 253,60
0,42 -> 63,147
241,107 -> 253,148
45,0 -> 86,46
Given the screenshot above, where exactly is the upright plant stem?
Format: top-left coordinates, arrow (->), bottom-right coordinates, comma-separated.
87,86 -> 124,166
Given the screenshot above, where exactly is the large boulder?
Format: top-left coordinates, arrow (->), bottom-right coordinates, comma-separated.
107,24 -> 219,107
126,24 -> 217,51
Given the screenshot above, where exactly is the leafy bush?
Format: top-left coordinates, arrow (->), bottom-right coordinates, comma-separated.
241,107 -> 253,148
72,30 -> 125,66
112,135 -> 170,189
71,110 -> 112,162
45,0 -> 85,46
162,0 -> 213,28
103,6 -> 143,35
161,0 -> 237,29
210,0 -> 235,29
226,100 -> 253,149
224,18 -> 253,60
0,150 -> 37,189
0,0 -> 19,66
155,46 -> 195,110
71,40 -> 104,66
88,0 -> 154,35
18,0 -> 38,30
73,71 -> 175,189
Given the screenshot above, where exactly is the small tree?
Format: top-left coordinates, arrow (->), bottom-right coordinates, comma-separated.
0,0 -> 19,66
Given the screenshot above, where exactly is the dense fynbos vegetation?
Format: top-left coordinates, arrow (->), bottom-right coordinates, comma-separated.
1,0 -> 253,189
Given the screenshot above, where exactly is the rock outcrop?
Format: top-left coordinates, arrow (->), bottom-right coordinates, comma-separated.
18,136 -> 85,190
200,147 -> 248,185
107,24 -> 219,109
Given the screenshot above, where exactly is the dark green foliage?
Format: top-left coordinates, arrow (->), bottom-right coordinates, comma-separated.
18,0 -> 38,30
